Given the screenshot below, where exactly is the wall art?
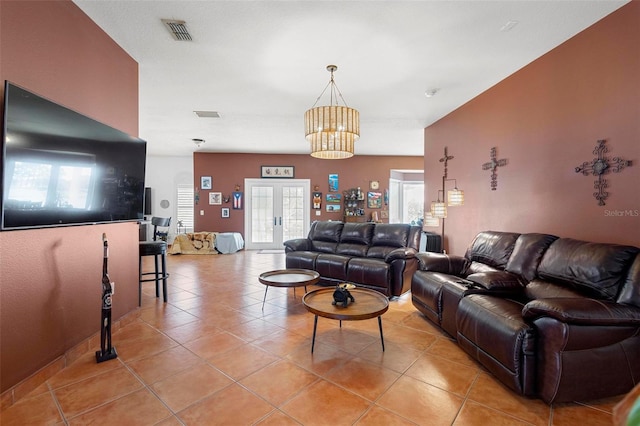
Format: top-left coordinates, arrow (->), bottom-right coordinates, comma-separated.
312,191 -> 322,209
209,192 -> 222,205
328,173 -> 339,191
201,176 -> 212,190
368,191 -> 382,208
221,208 -> 230,218
261,166 -> 294,178
232,191 -> 243,209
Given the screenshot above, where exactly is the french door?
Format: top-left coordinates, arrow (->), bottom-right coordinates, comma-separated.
244,179 -> 310,250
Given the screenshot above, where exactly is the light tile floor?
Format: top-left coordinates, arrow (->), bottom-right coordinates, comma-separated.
1,250 -> 623,425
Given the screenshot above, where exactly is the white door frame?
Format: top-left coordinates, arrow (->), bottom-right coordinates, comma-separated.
244,178 -> 310,249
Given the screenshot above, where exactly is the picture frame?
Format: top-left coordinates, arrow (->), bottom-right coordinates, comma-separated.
326,193 -> 341,203
326,204 -> 341,212
328,173 -> 339,191
221,208 -> 230,218
261,166 -> 294,178
367,191 -> 382,208
201,176 -> 212,190
209,192 -> 222,205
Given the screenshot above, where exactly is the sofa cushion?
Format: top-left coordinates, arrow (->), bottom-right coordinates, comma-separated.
336,223 -> 374,257
464,231 -> 520,270
538,239 -> 640,301
308,221 -> 344,253
525,280 -> 584,299
315,254 -> 349,281
618,253 -> 640,308
285,251 -> 319,270
506,233 -> 558,282
368,223 -> 413,259
345,257 -> 390,288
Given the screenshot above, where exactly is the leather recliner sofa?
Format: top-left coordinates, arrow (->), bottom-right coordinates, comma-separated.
411,230 -> 640,404
284,221 -> 421,297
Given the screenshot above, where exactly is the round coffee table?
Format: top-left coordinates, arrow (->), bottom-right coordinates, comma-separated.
258,269 -> 320,311
302,287 -> 389,353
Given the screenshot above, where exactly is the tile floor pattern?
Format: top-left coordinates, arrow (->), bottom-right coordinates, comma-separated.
1,250 -> 624,425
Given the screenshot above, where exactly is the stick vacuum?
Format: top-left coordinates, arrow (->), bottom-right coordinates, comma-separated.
96,233 -> 118,363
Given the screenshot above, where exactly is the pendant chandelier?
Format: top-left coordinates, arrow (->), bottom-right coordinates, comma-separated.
304,65 -> 360,159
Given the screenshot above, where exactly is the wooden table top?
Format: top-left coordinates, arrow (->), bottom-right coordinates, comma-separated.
302,288 -> 389,321
258,269 -> 320,288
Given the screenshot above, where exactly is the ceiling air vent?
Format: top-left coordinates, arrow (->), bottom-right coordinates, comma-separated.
162,19 -> 192,41
194,111 -> 221,118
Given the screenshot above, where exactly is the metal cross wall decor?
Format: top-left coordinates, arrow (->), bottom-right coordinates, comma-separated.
482,147 -> 508,190
439,146 -> 454,179
574,139 -> 632,206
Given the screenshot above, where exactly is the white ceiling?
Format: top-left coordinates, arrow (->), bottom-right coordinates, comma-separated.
72,0 -> 629,157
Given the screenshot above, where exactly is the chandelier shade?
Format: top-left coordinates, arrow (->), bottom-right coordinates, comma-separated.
424,212 -> 440,227
305,106 -> 359,159
305,65 -> 360,159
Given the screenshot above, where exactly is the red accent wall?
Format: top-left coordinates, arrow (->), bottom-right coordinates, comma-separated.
424,2 -> 640,255
0,1 -> 140,392
193,153 -> 423,233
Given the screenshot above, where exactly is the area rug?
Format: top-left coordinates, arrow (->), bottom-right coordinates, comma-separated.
168,232 -> 218,255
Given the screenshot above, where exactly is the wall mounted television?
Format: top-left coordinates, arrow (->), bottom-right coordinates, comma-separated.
1,81 -> 147,230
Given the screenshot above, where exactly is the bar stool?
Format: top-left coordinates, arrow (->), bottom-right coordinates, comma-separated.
139,217 -> 171,306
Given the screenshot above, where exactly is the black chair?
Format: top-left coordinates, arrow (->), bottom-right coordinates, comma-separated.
139,217 -> 171,306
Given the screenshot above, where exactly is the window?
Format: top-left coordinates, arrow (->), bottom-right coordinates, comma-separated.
176,184 -> 194,232
389,179 -> 424,224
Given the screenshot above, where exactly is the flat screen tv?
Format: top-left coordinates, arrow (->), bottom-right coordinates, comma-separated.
1,81 -> 147,230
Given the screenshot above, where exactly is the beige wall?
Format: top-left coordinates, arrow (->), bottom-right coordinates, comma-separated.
424,2 -> 640,254
0,0 -> 140,392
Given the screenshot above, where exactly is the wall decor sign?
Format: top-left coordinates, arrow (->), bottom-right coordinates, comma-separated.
312,191 -> 322,209
221,208 -> 230,218
326,204 -> 341,212
261,166 -> 294,178
482,147 -> 508,190
232,191 -> 243,209
201,176 -> 212,190
328,174 -> 339,191
575,139 -> 632,206
209,192 -> 222,205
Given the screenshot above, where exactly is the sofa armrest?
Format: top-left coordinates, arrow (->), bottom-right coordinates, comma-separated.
466,271 -> 524,292
415,252 -> 469,275
283,238 -> 309,252
522,298 -> 640,326
385,247 -> 417,263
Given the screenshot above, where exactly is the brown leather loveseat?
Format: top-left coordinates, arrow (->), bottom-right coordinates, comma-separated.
284,221 -> 421,297
412,230 -> 640,404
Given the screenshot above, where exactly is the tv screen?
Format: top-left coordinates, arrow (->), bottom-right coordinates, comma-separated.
1,81 -> 147,230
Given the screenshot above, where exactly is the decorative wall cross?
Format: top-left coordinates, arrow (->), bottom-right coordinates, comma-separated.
439,146 -> 454,179
482,147 -> 508,190
575,139 -> 632,206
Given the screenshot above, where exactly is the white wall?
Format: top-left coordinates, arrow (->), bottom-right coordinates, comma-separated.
145,155 -> 193,242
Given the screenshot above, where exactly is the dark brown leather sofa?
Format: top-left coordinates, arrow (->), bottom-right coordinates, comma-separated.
412,230 -> 640,404
284,221 -> 421,297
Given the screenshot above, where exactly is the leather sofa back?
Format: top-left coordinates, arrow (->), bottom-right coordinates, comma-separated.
308,221 -> 343,253
618,254 -> 640,308
537,239 -> 640,301
465,231 -> 520,273
506,233 -> 558,282
336,223 -> 375,257
368,223 -> 420,259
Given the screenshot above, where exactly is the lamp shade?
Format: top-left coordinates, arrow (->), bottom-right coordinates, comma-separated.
447,188 -> 464,206
431,201 -> 447,218
424,212 -> 440,227
305,105 -> 359,159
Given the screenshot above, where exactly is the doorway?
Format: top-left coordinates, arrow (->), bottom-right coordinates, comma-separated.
244,178 -> 310,249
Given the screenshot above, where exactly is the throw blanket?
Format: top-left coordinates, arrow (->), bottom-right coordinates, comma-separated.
169,232 -> 218,255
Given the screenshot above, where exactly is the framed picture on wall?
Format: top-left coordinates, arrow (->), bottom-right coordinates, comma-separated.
261,166 -> 294,178
367,191 -> 382,208
221,208 -> 230,218
201,176 -> 212,190
209,192 -> 222,205
328,174 -> 339,191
